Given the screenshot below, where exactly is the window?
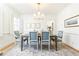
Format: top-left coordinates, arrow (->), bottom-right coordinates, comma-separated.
13,17 -> 20,31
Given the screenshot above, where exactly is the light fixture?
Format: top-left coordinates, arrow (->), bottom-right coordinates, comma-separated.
33,3 -> 45,19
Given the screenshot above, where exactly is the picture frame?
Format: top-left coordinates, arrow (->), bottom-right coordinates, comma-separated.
64,15 -> 79,28
36,23 -> 40,29
31,23 -> 35,28
30,23 -> 40,29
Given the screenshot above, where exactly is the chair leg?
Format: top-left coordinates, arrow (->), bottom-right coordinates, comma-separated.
41,45 -> 42,52
41,41 -> 42,52
21,38 -> 23,51
29,41 -> 31,48
61,41 -> 62,49
48,42 -> 50,51
37,42 -> 38,50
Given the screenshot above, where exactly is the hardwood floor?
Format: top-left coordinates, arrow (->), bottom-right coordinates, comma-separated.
63,43 -> 79,55
3,43 -> 79,56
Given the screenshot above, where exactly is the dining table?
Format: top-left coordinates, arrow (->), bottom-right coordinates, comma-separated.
21,35 -> 28,51
50,35 -> 58,51
21,34 -> 58,51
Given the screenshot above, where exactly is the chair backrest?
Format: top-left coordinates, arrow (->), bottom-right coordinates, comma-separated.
30,32 -> 37,41
42,32 -> 49,40
14,31 -> 20,37
57,31 -> 63,38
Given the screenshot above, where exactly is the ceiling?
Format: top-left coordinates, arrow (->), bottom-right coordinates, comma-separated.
7,3 -> 69,15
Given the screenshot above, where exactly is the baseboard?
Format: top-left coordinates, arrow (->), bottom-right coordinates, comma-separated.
63,43 -> 79,52
0,42 -> 16,54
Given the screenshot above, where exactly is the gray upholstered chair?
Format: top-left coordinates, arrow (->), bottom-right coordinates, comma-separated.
57,31 -> 63,49
29,32 -> 38,50
41,32 -> 50,51
14,31 -> 21,42
57,31 -> 63,42
14,31 -> 20,38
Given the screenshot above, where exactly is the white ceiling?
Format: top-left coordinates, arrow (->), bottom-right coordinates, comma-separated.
7,3 -> 69,15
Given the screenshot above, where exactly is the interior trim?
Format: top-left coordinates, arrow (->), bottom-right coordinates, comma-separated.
63,43 -> 79,52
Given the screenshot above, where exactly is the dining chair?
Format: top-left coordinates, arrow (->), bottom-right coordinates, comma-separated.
57,31 -> 63,42
41,32 -> 50,51
29,32 -> 38,50
14,31 -> 21,42
14,31 -> 20,39
57,31 -> 63,49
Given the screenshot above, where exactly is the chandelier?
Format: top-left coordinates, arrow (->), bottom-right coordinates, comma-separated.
33,3 -> 45,20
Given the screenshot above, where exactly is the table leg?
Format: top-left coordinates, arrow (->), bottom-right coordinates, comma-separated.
21,36 -> 23,51
27,38 -> 28,45
55,36 -> 57,51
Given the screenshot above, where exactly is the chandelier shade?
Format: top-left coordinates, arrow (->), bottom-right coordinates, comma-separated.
33,3 -> 45,20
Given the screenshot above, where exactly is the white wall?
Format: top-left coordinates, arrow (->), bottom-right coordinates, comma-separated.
0,5 -> 3,36
0,4 -> 19,36
56,4 -> 79,50
0,4 -> 56,36
21,14 -> 56,35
